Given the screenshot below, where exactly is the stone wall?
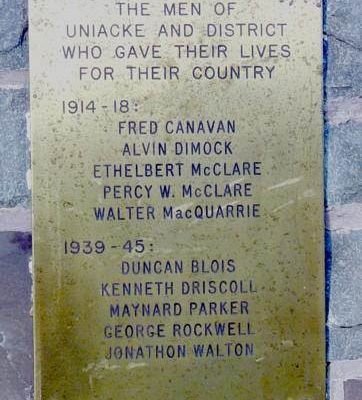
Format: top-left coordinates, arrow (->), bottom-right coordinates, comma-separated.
0,0 -> 360,398
0,1 -> 32,399
325,0 -> 362,398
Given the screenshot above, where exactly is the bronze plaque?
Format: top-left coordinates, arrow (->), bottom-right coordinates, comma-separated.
30,1 -> 325,399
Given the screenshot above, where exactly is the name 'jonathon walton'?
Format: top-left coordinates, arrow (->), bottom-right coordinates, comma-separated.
105,342 -> 254,360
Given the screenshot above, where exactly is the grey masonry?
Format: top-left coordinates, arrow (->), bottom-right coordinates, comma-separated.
0,0 -> 361,399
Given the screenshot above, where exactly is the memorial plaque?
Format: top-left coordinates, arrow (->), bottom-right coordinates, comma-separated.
30,1 -> 325,399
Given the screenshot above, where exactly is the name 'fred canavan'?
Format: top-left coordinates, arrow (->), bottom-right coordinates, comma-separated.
118,119 -> 236,135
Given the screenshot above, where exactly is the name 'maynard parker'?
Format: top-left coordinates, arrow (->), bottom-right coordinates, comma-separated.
107,300 -> 251,318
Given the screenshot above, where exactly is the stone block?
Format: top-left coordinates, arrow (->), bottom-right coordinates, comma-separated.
326,39 -> 362,99
0,0 -> 28,70
326,122 -> 362,206
0,88 -> 30,207
327,0 -> 362,48
328,231 -> 362,327
328,326 -> 362,361
327,230 -> 362,362
326,0 -> 362,98
0,232 -> 33,400
0,32 -> 28,71
344,379 -> 362,400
